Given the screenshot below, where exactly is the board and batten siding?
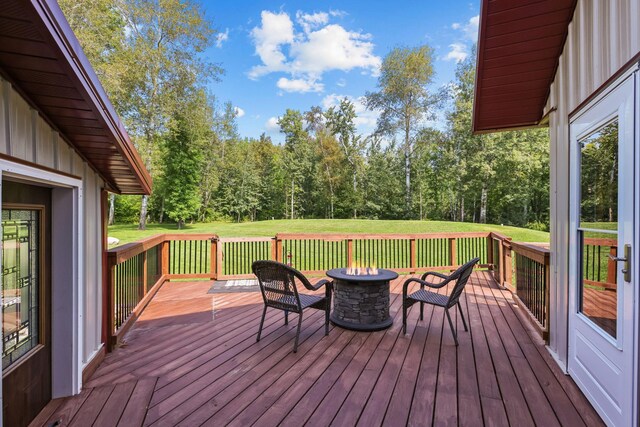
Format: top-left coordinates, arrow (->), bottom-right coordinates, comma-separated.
545,0 -> 640,368
0,76 -> 105,369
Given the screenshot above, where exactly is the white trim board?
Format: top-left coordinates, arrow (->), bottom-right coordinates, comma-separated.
0,158 -> 84,422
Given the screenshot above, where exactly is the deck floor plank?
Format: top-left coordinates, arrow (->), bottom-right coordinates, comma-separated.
455,291 -> 483,427
31,273 -> 603,427
471,278 -> 535,427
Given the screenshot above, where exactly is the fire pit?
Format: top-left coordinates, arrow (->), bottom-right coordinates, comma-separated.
326,266 -> 398,331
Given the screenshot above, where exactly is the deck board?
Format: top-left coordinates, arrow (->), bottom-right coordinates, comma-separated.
31,272 -> 603,427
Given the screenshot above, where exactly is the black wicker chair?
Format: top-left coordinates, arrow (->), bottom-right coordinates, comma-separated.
252,260 -> 332,353
402,257 -> 479,345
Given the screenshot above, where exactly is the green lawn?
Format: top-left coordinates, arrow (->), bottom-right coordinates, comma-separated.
108,219 -> 549,246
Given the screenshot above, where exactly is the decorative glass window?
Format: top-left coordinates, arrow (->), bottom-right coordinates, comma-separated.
2,209 -> 41,370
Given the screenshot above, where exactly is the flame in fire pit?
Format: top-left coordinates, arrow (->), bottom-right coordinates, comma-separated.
346,261 -> 378,276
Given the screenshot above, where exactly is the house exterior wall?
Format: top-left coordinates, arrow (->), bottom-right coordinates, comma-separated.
545,0 -> 640,368
0,76 -> 105,369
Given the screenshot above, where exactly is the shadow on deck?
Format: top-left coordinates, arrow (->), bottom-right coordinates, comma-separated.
31,272 -> 603,426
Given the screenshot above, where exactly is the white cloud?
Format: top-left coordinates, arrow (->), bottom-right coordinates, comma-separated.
321,93 -> 380,135
443,15 -> 478,63
463,15 -> 479,40
289,24 -> 380,76
234,106 -> 245,118
215,28 -> 229,48
329,9 -> 347,18
444,42 -> 468,63
249,10 -> 381,91
277,77 -> 324,93
296,11 -> 329,33
336,78 -> 346,87
249,11 -> 295,79
265,116 -> 280,132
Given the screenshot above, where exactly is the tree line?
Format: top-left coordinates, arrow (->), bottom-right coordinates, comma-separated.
61,1 -> 550,230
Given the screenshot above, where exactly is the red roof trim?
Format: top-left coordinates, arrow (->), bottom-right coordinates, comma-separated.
35,0 -> 151,194
473,0 -> 577,134
0,0 -> 151,194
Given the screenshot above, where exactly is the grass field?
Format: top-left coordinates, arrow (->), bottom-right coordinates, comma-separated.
108,219 -> 549,246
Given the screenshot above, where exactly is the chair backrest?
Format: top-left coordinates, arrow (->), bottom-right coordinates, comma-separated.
252,260 -> 311,312
446,257 -> 480,308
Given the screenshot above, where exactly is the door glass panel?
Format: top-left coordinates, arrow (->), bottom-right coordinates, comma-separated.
2,209 -> 40,369
578,119 -> 618,339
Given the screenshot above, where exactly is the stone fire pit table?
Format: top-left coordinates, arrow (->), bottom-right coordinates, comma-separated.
326,268 -> 399,331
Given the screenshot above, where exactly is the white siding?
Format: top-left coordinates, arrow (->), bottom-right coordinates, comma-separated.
546,0 -> 640,367
0,76 -> 105,368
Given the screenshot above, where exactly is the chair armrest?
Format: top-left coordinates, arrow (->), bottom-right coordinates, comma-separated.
403,278 -> 429,297
419,271 -> 451,288
421,271 -> 449,281
307,278 -> 332,291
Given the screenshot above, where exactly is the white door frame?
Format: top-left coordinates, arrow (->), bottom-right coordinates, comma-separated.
0,158 -> 84,424
568,68 -> 638,427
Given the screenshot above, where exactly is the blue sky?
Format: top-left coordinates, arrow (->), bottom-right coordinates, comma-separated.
200,1 -> 480,142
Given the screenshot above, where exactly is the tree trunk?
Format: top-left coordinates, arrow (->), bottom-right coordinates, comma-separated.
480,185 -> 487,224
138,195 -> 148,230
460,196 -> 465,222
177,219 -> 184,229
353,172 -> 357,219
159,197 -> 165,223
330,193 -> 334,219
108,193 -> 115,225
405,143 -> 411,216
609,152 -> 617,222
290,179 -> 294,220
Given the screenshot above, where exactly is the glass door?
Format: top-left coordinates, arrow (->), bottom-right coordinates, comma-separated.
568,73 -> 636,427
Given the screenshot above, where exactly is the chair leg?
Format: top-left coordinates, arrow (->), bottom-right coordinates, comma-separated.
256,305 -> 267,342
284,310 -> 289,325
420,302 -> 424,321
458,302 -> 468,331
445,309 -> 458,346
325,304 -> 330,336
402,301 -> 407,334
293,312 -> 303,353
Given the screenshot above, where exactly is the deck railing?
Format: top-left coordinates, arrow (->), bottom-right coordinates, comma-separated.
107,230 -> 618,349
582,238 -> 617,290
512,242 -> 551,340
217,232 -> 492,278
105,233 -> 217,349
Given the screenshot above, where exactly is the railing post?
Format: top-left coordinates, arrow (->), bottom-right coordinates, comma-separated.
270,237 -> 277,261
497,239 -> 505,285
487,235 -> 494,269
142,250 -> 148,296
448,237 -> 457,268
410,238 -> 416,273
106,254 -> 116,352
503,241 -> 513,287
544,250 -> 551,342
161,239 -> 169,276
276,235 -> 283,263
216,239 -> 224,278
210,237 -> 218,280
347,238 -> 353,267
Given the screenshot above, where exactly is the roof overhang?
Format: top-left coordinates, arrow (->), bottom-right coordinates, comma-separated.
0,0 -> 151,194
473,0 -> 577,134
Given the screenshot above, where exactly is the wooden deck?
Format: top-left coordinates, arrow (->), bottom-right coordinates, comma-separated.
32,272 -> 603,426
